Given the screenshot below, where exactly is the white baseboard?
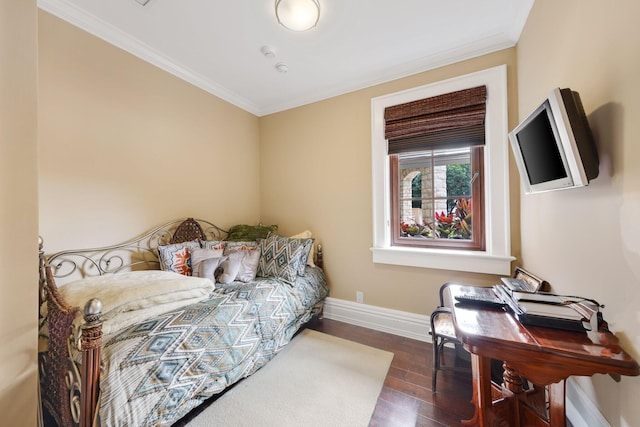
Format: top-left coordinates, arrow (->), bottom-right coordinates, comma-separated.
323,297 -> 432,343
322,297 -> 608,426
565,377 -> 610,427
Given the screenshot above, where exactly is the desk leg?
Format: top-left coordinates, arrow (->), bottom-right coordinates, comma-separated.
503,362 -> 526,394
463,354 -> 494,427
548,380 -> 566,427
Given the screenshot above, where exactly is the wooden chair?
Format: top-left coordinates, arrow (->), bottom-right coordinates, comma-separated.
429,282 -> 471,392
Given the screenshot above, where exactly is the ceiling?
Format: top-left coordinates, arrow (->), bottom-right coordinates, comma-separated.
38,0 -> 534,116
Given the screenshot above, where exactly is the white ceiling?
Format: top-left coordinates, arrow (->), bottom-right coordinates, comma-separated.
38,0 -> 534,116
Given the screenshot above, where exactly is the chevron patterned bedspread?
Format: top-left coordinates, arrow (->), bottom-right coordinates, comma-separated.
96,266 -> 328,426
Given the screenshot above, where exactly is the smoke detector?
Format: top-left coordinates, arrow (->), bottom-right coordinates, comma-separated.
275,63 -> 289,73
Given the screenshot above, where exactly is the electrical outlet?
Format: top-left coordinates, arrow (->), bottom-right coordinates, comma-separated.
356,291 -> 364,304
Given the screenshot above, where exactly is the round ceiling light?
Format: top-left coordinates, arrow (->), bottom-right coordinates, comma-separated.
275,0 -> 320,32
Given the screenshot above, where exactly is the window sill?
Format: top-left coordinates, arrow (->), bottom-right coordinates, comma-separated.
370,246 -> 514,275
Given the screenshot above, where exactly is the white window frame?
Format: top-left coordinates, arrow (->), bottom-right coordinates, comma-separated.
370,65 -> 514,275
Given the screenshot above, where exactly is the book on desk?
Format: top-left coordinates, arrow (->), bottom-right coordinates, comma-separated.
500,277 -> 540,293
494,285 -> 597,332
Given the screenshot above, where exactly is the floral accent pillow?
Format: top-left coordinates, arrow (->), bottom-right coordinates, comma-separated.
157,240 -> 200,275
200,240 -> 227,251
224,241 -> 258,253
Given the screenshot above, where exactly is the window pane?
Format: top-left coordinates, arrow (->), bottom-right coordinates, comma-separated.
397,148 -> 474,242
433,197 -> 473,240
401,201 -> 434,238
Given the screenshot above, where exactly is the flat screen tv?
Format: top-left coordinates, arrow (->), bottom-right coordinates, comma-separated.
509,88 -> 599,194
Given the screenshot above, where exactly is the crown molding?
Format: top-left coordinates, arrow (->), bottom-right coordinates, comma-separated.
38,0 -> 522,117
257,33 -> 516,115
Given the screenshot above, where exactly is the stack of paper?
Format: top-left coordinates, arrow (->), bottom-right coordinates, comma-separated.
494,285 -> 595,332
517,300 -> 583,321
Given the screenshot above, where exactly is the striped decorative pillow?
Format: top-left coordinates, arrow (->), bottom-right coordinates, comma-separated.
257,234 -> 308,284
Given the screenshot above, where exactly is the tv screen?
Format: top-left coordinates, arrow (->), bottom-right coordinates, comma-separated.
516,103 -> 567,185
509,88 -> 599,194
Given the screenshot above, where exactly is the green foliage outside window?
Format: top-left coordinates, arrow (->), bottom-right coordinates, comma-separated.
446,163 -> 470,212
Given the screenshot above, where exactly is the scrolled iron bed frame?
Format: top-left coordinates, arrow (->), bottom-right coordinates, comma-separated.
38,218 -> 324,427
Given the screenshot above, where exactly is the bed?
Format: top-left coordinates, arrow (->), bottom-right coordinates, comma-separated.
38,218 -> 329,427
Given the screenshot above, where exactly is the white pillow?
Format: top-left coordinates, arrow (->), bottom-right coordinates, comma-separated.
191,248 -> 227,282
193,256 -> 227,282
234,249 -> 261,282
219,250 -> 261,283
219,255 -> 242,284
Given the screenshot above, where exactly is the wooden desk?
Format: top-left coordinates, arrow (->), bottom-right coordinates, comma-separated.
446,284 -> 639,427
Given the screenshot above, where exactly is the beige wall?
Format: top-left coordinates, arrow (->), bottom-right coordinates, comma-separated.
0,0 -> 40,425
259,49 -> 520,315
517,1 -> 640,425
38,11 -> 262,253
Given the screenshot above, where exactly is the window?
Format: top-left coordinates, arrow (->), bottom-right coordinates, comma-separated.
390,147 -> 485,250
371,65 -> 514,275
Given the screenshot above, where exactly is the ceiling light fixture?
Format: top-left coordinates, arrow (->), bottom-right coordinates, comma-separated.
275,0 -> 320,32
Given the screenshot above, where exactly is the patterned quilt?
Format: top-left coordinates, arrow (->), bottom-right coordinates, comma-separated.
96,267 -> 328,426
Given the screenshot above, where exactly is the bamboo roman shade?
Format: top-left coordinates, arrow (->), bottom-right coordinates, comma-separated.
385,85 -> 487,154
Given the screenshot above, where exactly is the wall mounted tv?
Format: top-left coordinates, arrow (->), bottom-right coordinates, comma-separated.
509,87 -> 599,194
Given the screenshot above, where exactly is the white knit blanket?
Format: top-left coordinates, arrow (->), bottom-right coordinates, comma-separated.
58,270 -> 215,335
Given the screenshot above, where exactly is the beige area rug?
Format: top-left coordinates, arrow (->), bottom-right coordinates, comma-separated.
187,329 -> 394,427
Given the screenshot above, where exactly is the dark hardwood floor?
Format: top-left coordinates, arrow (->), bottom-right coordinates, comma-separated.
307,318 -> 475,427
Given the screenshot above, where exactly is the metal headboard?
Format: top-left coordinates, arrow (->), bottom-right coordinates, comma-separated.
42,218 -> 227,285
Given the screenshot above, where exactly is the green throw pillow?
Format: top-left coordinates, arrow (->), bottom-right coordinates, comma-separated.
226,224 -> 278,242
